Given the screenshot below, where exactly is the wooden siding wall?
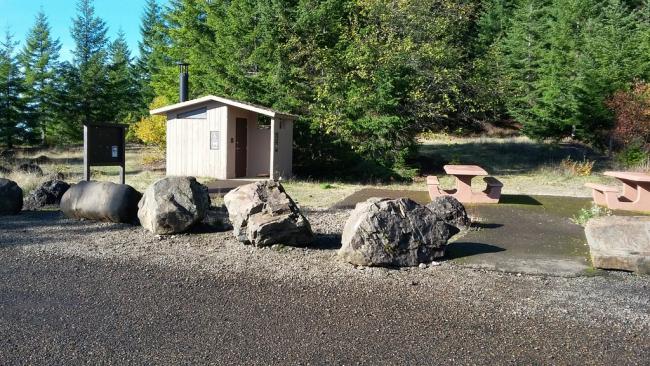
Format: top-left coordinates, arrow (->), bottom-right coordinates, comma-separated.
274,118 -> 294,179
165,102 -> 292,180
166,102 -> 227,179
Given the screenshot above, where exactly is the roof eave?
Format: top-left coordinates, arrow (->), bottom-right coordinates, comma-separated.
148,95 -> 299,119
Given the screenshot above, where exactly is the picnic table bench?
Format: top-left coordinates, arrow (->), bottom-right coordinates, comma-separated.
585,171 -> 650,211
427,165 -> 503,204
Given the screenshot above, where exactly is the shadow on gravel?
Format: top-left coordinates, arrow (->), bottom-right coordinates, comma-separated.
309,233 -> 342,250
0,211 -> 137,248
445,242 -> 506,260
188,207 -> 233,234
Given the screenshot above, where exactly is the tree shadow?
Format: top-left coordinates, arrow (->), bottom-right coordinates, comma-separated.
445,242 -> 506,260
471,222 -> 503,229
418,140 -> 608,175
331,188 -> 430,209
499,195 -> 542,206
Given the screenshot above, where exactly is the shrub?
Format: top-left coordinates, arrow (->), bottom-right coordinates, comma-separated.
606,81 -> 650,150
616,141 -> 650,168
572,203 -> 612,226
134,96 -> 169,148
559,157 -> 594,176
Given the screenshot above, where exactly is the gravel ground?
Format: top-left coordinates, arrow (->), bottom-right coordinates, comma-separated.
1,209 -> 649,364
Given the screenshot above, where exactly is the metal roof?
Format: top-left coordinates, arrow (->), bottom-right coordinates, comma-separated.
150,95 -> 298,120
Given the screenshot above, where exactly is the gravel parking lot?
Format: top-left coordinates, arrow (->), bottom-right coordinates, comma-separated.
1,210 -> 649,364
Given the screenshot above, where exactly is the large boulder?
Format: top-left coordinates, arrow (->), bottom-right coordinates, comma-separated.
24,180 -> 70,210
137,177 -> 210,234
17,163 -> 43,176
339,197 -> 460,267
585,216 -> 650,274
224,180 -> 313,246
426,196 -> 471,229
0,178 -> 23,215
60,181 -> 142,223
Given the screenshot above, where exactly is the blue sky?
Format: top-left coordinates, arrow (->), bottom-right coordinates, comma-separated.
0,0 -> 170,61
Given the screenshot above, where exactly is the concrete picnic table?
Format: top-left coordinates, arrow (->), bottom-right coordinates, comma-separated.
427,164 -> 502,204
586,171 -> 650,211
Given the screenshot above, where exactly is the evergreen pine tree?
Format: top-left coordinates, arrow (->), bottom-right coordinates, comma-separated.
19,10 -> 62,145
0,31 -> 27,147
499,0 -> 551,138
471,0 -> 519,121
154,0 -> 214,101
107,30 -> 137,123
137,0 -> 168,109
635,0 -> 650,79
69,0 -> 110,131
578,0 -> 642,141
531,0 -> 596,140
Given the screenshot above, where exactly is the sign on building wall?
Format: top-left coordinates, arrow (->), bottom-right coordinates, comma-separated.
84,123 -> 127,184
210,131 -> 220,150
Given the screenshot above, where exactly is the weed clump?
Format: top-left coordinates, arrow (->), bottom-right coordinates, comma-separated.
572,203 -> 612,226
560,157 -> 594,176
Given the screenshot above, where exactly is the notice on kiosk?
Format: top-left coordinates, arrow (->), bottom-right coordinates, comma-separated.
111,146 -> 118,158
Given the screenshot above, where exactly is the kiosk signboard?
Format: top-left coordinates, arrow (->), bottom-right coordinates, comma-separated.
84,124 -> 127,184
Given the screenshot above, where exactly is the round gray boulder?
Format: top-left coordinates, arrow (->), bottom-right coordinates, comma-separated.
224,180 -> 313,247
339,197 -> 460,267
426,195 -> 471,229
60,181 -> 142,223
137,176 -> 210,235
24,180 -> 70,210
0,178 -> 23,215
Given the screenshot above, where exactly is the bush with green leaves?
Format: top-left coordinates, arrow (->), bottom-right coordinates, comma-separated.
616,141 -> 650,168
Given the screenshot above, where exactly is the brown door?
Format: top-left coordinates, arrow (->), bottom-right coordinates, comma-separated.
235,118 -> 248,177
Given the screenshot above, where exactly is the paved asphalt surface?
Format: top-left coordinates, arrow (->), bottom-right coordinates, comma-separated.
1,248 -> 648,365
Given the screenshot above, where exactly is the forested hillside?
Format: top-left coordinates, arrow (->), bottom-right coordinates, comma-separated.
1,0 -> 649,178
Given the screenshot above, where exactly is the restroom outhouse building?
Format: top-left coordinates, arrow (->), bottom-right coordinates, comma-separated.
150,95 -> 296,180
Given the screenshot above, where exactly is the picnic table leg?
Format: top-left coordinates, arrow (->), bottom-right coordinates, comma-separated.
631,183 -> 650,211
607,182 -> 650,211
453,175 -> 474,202
620,179 -> 638,202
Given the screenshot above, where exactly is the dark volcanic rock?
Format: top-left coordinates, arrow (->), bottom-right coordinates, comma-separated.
426,195 -> 471,229
0,149 -> 15,160
32,155 -> 51,164
24,180 -> 70,210
17,163 -> 43,176
0,178 -> 23,215
339,197 -> 460,267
